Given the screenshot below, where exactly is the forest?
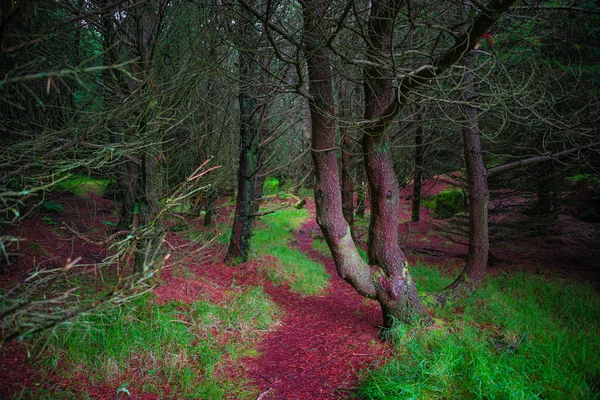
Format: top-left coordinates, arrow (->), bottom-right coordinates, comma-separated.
1,0 -> 599,398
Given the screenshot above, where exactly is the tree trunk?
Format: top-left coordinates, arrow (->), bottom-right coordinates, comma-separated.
203,187 -> 217,227
302,0 -> 429,330
441,14 -> 489,296
225,11 -> 261,265
339,85 -> 355,234
411,108 -> 424,222
135,147 -> 163,273
535,163 -> 556,215
302,0 -> 378,302
361,0 -> 429,325
300,0 -> 515,330
355,174 -> 367,218
109,129 -> 136,231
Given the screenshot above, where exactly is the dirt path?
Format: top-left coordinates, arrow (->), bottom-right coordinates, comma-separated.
244,202 -> 389,399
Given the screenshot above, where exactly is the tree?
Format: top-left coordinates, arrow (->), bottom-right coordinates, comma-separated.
299,0 -> 516,327
440,1 -> 490,296
225,3 -> 265,264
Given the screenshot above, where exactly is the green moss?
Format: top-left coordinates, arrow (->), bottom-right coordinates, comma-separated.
262,177 -> 280,196
422,189 -> 467,218
55,174 -> 113,197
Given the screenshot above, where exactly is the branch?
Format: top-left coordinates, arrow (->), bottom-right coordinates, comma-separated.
361,0 -> 517,132
62,222 -> 132,246
487,148 -> 580,178
512,5 -> 600,15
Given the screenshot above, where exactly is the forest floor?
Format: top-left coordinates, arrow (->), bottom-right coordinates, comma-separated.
1,178 -> 599,399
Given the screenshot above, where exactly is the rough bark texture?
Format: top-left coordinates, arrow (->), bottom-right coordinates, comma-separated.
302,0 -> 377,300
339,86 -> 355,234
441,25 -> 489,296
411,108 -> 424,223
301,0 -> 515,327
362,0 -> 429,325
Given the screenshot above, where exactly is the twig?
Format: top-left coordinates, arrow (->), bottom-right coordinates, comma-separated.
256,388 -> 273,400
62,222 -> 131,246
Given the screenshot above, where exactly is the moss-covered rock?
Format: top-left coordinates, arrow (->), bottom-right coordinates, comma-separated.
423,189 -> 467,218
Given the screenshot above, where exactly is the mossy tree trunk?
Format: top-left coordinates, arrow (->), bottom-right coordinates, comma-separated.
225,4 -> 264,265
361,0 -> 430,325
225,62 -> 260,263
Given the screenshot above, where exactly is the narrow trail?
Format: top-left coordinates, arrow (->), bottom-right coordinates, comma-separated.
244,201 -> 389,399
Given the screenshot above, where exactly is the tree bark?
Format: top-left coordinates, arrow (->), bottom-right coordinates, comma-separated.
135,147 -> 163,273
362,0 -> 429,325
411,108 -> 424,222
441,5 -> 489,296
225,8 -> 261,264
300,0 -> 515,329
302,0 -> 378,301
109,129 -> 136,231
339,85 -> 355,235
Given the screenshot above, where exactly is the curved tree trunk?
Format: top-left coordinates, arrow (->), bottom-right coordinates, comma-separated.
362,0 -> 429,325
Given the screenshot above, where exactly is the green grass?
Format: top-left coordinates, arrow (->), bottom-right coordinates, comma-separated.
357,267 -> 600,400
55,174 -> 112,197
218,205 -> 329,295
38,287 -> 280,399
253,208 -> 330,295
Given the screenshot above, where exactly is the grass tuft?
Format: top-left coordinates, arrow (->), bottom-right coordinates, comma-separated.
39,287 -> 280,399
253,208 -> 329,295
55,174 -> 112,197
358,266 -> 600,399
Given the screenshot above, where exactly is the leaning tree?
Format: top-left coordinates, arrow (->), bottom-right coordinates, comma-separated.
298,0 -> 517,327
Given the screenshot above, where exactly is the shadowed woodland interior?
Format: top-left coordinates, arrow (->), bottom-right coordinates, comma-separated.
1,0 -> 599,398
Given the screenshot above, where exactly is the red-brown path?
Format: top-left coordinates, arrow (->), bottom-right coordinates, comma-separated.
243,201 -> 389,399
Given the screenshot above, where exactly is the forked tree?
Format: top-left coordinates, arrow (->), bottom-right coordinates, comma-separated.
300,0 -> 516,327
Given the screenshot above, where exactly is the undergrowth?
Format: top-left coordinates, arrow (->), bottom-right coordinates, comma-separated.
422,188 -> 466,218
55,174 -> 112,197
218,204 -> 329,295
357,266 -> 600,399
32,287 -> 280,399
253,208 -> 329,295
